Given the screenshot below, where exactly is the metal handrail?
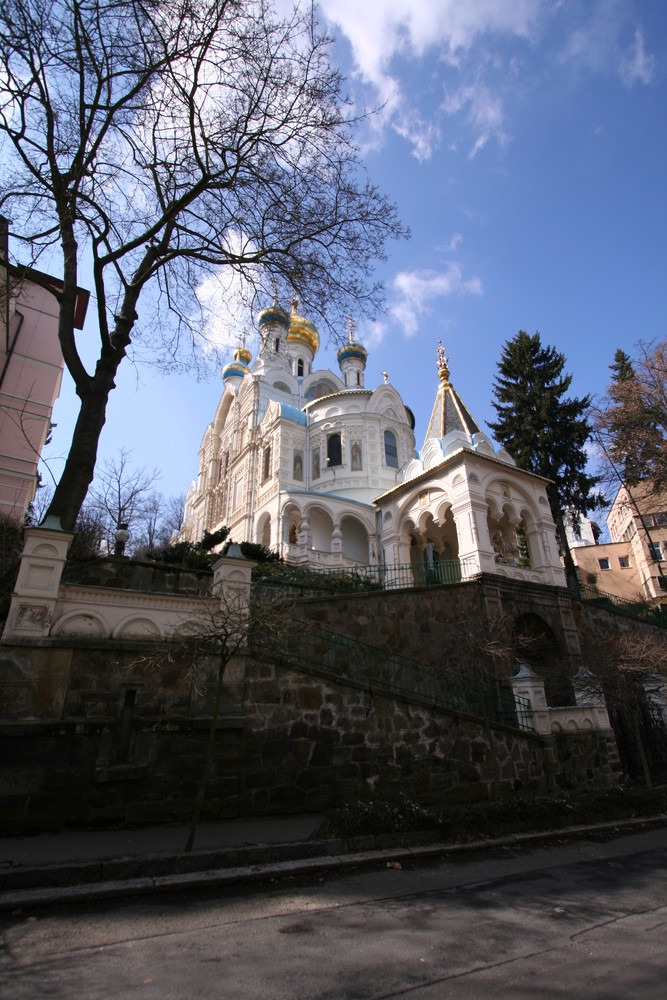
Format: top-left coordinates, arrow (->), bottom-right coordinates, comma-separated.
579,585 -> 667,628
251,621 -> 532,732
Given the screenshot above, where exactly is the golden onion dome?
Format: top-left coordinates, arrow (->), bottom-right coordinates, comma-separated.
286,296 -> 320,356
233,344 -> 252,366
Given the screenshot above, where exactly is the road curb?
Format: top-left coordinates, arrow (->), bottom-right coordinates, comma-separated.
1,814 -> 666,912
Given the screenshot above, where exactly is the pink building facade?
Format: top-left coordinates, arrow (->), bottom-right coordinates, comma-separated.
1,223 -> 88,522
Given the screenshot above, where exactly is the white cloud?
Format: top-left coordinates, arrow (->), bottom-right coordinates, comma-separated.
442,83 -> 507,157
193,232 -> 261,354
620,28 -> 655,86
320,0 -> 541,159
388,263 -> 483,337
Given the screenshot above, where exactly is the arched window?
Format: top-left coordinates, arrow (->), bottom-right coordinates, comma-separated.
297,358 -> 304,377
327,433 -> 342,467
384,430 -> 398,468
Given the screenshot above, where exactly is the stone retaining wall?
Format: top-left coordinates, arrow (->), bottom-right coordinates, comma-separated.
0,640 -> 622,833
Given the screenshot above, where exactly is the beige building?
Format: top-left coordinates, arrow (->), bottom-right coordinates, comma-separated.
571,483 -> 667,604
181,299 -> 566,589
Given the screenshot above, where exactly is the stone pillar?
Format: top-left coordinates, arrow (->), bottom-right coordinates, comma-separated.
298,514 -> 311,547
331,521 -> 343,553
211,545 -> 256,650
572,665 -> 612,728
2,524 -> 74,642
450,497 -> 495,576
509,663 -> 551,735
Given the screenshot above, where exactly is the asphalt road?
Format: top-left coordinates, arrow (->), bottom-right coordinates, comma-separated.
2,828 -> 666,999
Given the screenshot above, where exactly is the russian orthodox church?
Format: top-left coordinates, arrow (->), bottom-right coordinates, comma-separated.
180,299 -> 566,589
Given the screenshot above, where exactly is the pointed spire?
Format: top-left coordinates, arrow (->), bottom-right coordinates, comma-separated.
437,339 -> 450,385
422,339 -> 480,450
348,315 -> 355,343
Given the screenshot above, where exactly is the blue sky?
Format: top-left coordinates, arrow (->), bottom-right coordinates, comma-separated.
42,0 -> 667,512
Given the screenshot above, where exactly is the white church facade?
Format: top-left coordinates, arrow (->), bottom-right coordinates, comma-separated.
180,299 -> 566,589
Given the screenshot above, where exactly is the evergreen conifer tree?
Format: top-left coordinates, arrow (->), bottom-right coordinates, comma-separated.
489,331 -> 598,589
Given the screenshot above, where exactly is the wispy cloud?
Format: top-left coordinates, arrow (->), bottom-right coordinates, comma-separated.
620,28 -> 655,86
389,263 -> 483,337
321,0 -> 540,160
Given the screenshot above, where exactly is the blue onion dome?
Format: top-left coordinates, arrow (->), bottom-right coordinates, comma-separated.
222,341 -> 252,391
286,296 -> 320,355
337,318 -> 367,368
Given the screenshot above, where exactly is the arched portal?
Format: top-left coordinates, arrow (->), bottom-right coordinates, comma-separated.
256,512 -> 271,550
513,612 -> 574,706
341,516 -> 369,563
308,507 -> 334,552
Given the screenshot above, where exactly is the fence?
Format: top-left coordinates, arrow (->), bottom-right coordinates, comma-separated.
251,621 -> 532,732
579,585 -> 667,628
252,557 -> 479,598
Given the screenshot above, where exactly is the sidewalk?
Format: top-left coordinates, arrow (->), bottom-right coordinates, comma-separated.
1,812 -> 666,912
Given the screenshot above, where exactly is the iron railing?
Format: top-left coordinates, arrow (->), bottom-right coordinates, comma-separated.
251,621 -> 532,732
252,558 -> 479,598
579,585 -> 667,628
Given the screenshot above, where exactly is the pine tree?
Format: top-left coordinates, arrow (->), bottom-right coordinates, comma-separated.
488,331 -> 598,589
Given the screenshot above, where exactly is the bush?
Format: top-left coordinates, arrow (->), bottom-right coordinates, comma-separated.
313,786 -> 667,842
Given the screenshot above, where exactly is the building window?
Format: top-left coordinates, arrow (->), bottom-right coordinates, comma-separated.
384,430 -> 398,468
598,558 -> 610,570
618,555 -> 630,569
275,337 -> 280,352
356,372 -> 361,386
262,446 -> 271,482
650,542 -> 664,561
297,358 -> 304,377
233,477 -> 243,510
327,433 -> 342,468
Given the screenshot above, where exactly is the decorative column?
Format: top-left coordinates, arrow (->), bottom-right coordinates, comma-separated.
2,523 -> 74,643
450,497 -> 496,576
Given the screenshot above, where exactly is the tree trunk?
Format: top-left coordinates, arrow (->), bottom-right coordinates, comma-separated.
45,359 -> 120,531
184,650 -> 229,853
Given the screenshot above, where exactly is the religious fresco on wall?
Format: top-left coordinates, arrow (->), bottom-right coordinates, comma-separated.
293,449 -> 304,481
312,447 -> 320,480
351,439 -> 362,471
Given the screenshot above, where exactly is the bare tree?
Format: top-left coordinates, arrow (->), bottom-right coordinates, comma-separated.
579,627 -> 667,787
0,0 -> 407,532
87,448 -> 160,553
136,578 -> 293,851
594,340 -> 667,495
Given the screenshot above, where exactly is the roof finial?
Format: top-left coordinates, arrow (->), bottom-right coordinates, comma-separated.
436,339 -> 450,385
381,370 -> 389,384
291,291 -> 298,315
272,280 -> 278,306
348,315 -> 355,344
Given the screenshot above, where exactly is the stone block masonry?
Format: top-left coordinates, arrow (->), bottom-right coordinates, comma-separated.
0,631 -> 621,832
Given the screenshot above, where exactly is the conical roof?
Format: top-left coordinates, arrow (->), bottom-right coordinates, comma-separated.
422,340 -> 480,448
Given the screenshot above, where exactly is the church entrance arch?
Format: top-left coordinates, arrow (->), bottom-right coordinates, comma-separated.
281,502 -> 302,546
513,612 -> 574,706
307,506 -> 334,553
341,515 -> 369,563
256,512 -> 271,550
